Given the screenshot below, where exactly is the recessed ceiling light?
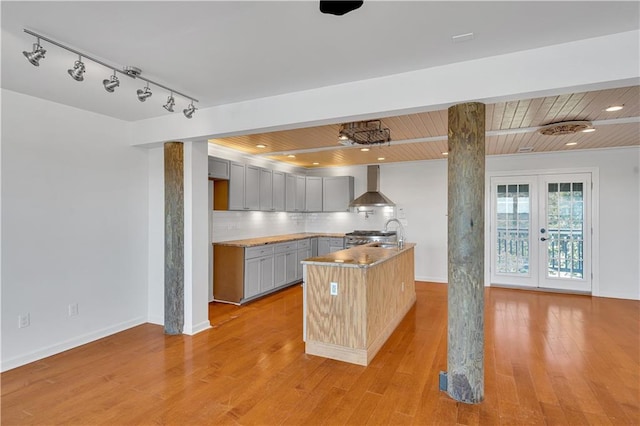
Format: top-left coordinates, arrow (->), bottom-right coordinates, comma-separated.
442,152 -> 449,156
287,154 -> 296,158
377,157 -> 385,161
605,105 -> 624,112
312,162 -> 319,165
566,142 -> 578,146
256,144 -> 267,148
581,128 -> 596,133
360,148 -> 370,152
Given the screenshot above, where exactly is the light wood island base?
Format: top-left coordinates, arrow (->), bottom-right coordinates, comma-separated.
303,244 -> 416,366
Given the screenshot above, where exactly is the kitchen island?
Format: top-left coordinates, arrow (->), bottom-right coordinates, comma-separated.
301,243 -> 416,366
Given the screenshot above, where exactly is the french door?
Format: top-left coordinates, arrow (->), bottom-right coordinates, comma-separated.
490,173 -> 592,293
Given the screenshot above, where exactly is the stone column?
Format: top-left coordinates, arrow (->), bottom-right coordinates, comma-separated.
446,102 -> 485,403
164,142 -> 184,335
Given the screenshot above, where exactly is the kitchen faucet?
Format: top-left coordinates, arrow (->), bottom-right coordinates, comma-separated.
384,218 -> 405,249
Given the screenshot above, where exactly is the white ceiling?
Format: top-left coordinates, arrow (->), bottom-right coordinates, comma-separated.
2,1 -> 639,122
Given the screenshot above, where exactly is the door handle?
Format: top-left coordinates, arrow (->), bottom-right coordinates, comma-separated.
540,237 -> 549,242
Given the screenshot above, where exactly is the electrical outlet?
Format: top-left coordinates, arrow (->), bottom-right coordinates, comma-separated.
330,282 -> 338,296
18,313 -> 30,328
68,303 -> 79,317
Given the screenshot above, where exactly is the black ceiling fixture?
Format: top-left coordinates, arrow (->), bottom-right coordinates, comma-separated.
320,1 -> 363,16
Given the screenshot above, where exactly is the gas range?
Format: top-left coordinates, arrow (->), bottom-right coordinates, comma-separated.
345,230 -> 397,247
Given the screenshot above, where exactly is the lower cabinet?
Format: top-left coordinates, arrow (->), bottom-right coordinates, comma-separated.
317,237 -> 345,256
214,237 -> 327,304
245,254 -> 274,298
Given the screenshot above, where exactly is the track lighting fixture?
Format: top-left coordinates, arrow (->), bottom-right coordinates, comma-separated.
23,39 -> 46,66
68,56 -> 86,81
102,71 -> 120,93
136,84 -> 152,102
163,94 -> 175,112
183,103 -> 197,119
21,28 -> 199,119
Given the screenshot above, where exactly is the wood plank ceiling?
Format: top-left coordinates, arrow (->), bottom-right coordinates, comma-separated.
208,85 -> 639,168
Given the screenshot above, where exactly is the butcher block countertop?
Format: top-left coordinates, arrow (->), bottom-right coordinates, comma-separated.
213,232 -> 345,247
301,243 -> 416,268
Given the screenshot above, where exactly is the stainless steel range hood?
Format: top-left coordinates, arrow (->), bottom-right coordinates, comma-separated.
349,165 -> 395,207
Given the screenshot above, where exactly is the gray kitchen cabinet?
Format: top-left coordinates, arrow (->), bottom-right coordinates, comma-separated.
317,237 -> 344,255
244,254 -> 274,299
296,239 -> 311,280
322,176 -> 354,212
208,157 -> 230,179
259,168 -> 273,211
296,175 -> 306,212
285,173 -> 296,212
286,173 -> 306,212
329,237 -> 345,252
228,162 -> 245,210
317,237 -> 330,256
229,162 -> 260,210
311,237 -> 318,257
274,252 -> 286,288
272,171 -> 285,211
305,176 -> 323,212
285,251 -> 297,283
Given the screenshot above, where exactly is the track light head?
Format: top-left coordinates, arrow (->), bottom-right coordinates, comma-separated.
102,74 -> 120,93
23,42 -> 46,66
68,59 -> 86,81
163,95 -> 175,112
183,103 -> 197,119
136,86 -> 152,102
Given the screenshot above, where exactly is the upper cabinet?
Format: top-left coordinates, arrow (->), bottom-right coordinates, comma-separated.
259,168 -> 274,211
229,162 -> 260,210
272,171 -> 285,211
323,176 -> 354,212
305,176 -> 323,212
217,158 -> 353,213
208,157 -> 230,179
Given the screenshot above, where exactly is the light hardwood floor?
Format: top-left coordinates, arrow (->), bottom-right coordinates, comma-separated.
2,282 -> 639,425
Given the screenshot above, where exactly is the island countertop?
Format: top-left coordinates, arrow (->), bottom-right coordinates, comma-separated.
213,232 -> 346,247
301,243 -> 416,268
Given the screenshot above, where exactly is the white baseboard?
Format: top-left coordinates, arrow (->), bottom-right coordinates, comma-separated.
184,320 -> 212,335
1,316 -> 147,372
415,275 -> 447,283
147,315 -> 164,326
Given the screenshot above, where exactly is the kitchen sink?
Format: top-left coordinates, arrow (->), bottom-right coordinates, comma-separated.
366,242 -> 399,249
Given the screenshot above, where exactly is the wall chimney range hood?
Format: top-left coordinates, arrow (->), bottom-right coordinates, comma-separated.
349,165 -> 395,207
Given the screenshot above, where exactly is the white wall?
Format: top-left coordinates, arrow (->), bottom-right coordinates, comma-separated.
1,90 -> 150,371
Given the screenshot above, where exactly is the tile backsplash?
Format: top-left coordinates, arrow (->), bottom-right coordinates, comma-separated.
211,207 -> 397,242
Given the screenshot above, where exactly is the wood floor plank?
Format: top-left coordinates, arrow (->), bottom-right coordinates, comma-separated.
2,283 -> 639,425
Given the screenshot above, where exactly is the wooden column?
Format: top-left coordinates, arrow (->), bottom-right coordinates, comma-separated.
164,142 -> 184,335
446,102 -> 485,403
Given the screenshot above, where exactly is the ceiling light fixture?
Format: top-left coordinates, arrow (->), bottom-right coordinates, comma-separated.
566,142 -> 578,146
581,128 -> 596,133
22,38 -> 46,66
21,28 -> 198,118
538,120 -> 593,136
137,84 -> 152,102
102,71 -> 120,93
163,94 -> 175,112
338,120 -> 391,146
256,144 -> 267,148
360,148 -> 370,152
68,56 -> 86,81
312,162 -> 320,165
287,154 -> 296,158
605,105 -> 624,112
183,102 -> 197,119
377,157 -> 385,161
442,152 -> 449,156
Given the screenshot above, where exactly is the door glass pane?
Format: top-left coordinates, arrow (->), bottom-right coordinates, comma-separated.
496,184 -> 530,275
546,182 -> 584,279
